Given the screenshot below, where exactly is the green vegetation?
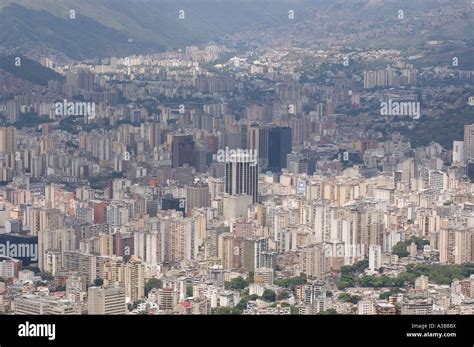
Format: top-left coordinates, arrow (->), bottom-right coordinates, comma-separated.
89,171 -> 124,189
338,260 -> 369,289
261,289 -> 276,302
401,263 -> 474,286
233,293 -> 259,314
144,278 -> 162,296
392,241 -> 409,258
93,277 -> 104,287
277,290 -> 290,300
340,260 -> 369,276
337,276 -> 356,290
317,309 -> 337,315
392,237 -> 430,257
290,305 -> 299,315
224,276 -> 252,290
0,112 -> 54,130
274,275 -> 307,288
409,236 -> 430,250
358,275 -> 403,288
379,288 -> 401,300
127,300 -> 144,311
395,111 -> 474,150
338,293 -> 360,304
212,306 -> 241,315
338,263 -> 474,289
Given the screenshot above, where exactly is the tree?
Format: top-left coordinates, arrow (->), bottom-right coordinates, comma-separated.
318,309 -> 337,315
262,289 -> 276,302
277,290 -> 290,301
410,236 -> 430,250
224,276 -> 248,290
249,294 -> 259,300
128,300 -> 144,311
290,305 -> 299,315
213,307 -> 241,315
338,293 -> 359,304
337,276 -> 355,290
392,241 -> 409,257
338,293 -> 352,302
273,275 -> 307,288
144,278 -> 162,296
93,277 -> 104,287
379,288 -> 401,300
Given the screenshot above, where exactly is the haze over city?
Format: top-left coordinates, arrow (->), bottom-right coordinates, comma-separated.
0,0 -> 473,320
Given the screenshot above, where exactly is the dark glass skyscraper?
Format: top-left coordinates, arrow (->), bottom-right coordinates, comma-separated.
172,134 -> 195,168
268,127 -> 292,172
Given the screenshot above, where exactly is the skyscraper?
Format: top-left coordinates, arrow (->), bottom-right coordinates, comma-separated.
225,154 -> 259,203
247,123 -> 269,166
124,257 -> 145,302
268,127 -> 292,172
0,126 -> 17,154
463,124 -> 474,163
172,134 -> 195,168
6,100 -> 20,124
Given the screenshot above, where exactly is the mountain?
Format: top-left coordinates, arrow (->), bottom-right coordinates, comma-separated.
1,0 -> 472,61
0,54 -> 63,85
0,0 -> 315,60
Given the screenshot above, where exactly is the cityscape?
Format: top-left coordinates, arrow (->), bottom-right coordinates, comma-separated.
0,0 -> 474,317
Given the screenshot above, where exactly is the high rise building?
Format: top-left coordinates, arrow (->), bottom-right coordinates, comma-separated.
300,244 -> 329,279
464,124 -> 474,163
470,275 -> 474,299
124,257 -> 145,302
87,286 -> 126,315
225,155 -> 259,204
368,245 -> 382,271
452,141 -> 464,165
0,127 -> 17,154
66,71 -> 95,92
439,228 -> 474,264
6,100 -> 20,123
268,127 -> 292,172
186,182 -> 210,214
247,123 -> 269,167
172,134 -> 195,168
217,232 -> 234,270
